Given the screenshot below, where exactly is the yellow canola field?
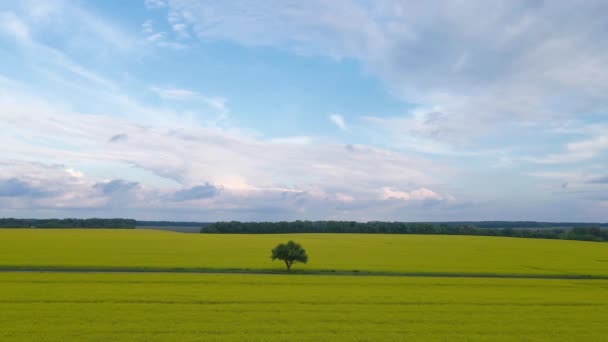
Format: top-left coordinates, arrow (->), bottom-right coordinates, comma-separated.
1,272 -> 607,341
0,229 -> 606,276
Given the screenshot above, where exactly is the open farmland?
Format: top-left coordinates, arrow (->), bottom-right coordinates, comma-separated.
0,229 -> 606,277
0,229 -> 607,341
1,272 -> 608,341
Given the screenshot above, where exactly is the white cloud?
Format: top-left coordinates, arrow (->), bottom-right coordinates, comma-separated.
141,18 -> 187,49
329,113 -> 347,130
529,131 -> 608,164
168,11 -> 190,39
155,1 -> 608,153
69,5 -> 134,50
146,31 -> 166,42
203,96 -> 228,114
382,187 -> 451,201
149,87 -> 229,120
363,108 -> 466,155
4,2 -> 134,52
0,161 -> 105,209
150,86 -> 198,100
0,7 -> 126,91
172,23 -> 189,38
145,0 -> 167,10
0,11 -> 30,41
0,79 -> 448,219
142,20 -> 155,34
65,168 -> 84,179
334,193 -> 355,202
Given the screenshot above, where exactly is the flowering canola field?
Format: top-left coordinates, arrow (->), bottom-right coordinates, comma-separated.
0,229 -> 607,340
0,229 -> 606,276
1,273 -> 607,341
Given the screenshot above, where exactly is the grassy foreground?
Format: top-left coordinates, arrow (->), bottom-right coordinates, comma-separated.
0,229 -> 607,277
1,272 -> 607,341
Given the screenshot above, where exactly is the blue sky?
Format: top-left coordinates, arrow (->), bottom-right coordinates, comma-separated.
0,0 -> 607,221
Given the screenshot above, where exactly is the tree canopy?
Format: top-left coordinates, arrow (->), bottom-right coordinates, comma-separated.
271,240 -> 308,271
201,221 -> 608,242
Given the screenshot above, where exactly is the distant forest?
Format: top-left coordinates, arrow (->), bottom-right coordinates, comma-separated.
202,221 -> 608,242
137,221 -> 209,227
2,218 -> 607,242
0,218 -> 136,228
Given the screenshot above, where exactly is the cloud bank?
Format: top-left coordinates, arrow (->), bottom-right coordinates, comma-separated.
0,1 -> 606,221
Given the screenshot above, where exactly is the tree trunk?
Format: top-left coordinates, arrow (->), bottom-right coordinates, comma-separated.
285,260 -> 291,271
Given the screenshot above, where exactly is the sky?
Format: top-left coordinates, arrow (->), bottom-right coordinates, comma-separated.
0,0 -> 607,222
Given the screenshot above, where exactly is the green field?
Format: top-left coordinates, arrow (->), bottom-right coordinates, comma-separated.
0,229 -> 607,277
0,229 -> 607,341
1,272 -> 607,341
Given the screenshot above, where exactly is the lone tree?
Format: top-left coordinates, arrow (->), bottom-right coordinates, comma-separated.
271,240 -> 308,271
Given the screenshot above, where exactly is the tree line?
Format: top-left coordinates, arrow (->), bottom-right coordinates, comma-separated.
0,218 -> 136,228
137,220 -> 210,227
201,221 -> 608,242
